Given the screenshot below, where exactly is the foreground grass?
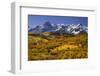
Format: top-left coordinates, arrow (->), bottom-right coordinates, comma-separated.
28,33 -> 88,61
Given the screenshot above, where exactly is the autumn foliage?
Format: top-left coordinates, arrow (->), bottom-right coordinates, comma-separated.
28,32 -> 88,60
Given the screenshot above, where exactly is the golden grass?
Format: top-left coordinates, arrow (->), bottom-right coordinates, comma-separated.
28,33 -> 88,60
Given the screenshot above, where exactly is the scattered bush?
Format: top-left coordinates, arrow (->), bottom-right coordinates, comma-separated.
28,33 -> 88,60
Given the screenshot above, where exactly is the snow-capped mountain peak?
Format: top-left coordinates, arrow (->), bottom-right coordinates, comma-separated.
28,22 -> 88,35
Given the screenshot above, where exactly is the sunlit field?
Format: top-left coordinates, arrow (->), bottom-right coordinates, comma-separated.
28,32 -> 88,61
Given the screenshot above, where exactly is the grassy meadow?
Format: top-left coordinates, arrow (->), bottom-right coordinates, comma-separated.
28,32 -> 88,61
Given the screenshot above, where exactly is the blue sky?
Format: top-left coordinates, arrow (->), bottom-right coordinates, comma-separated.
28,15 -> 88,28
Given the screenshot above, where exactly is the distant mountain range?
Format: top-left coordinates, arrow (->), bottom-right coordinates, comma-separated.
28,21 -> 88,35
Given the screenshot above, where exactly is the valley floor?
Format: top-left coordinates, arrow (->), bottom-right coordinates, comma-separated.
28,33 -> 88,61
